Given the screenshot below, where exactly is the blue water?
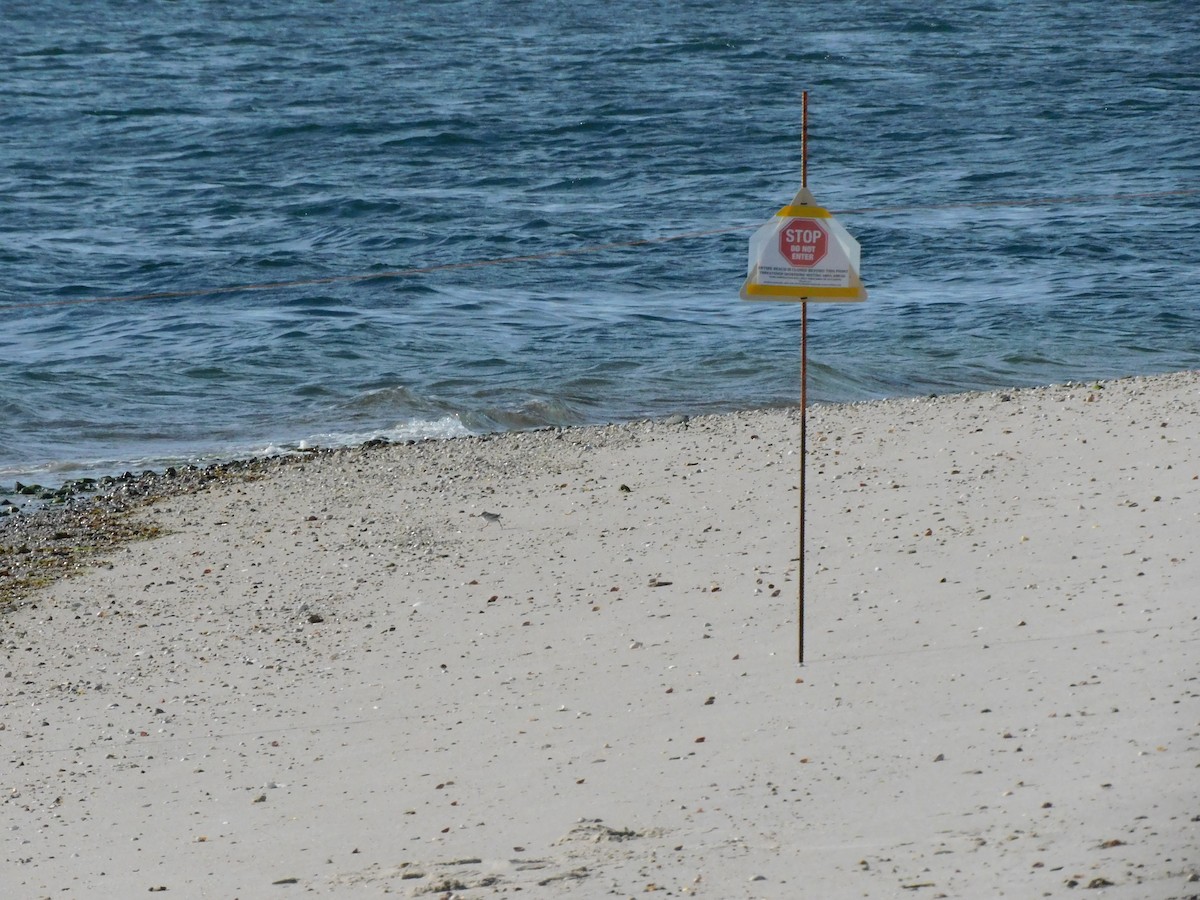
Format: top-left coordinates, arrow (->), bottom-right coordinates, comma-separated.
3,0 -> 1199,491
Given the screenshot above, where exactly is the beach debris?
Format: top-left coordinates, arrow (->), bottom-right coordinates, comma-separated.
536,868 -> 590,887
556,820 -> 642,844
424,877 -> 469,892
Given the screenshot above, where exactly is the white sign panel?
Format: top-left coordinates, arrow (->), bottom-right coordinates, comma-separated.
741,186 -> 867,302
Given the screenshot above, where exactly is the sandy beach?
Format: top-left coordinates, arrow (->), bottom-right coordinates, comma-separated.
3,371 -> 1197,898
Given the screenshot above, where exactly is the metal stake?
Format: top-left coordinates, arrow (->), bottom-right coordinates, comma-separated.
798,90 -> 809,665
799,299 -> 808,664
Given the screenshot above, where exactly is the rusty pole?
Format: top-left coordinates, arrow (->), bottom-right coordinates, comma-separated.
798,90 -> 809,665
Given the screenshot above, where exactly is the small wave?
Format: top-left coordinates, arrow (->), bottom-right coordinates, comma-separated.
84,106 -> 198,118
293,416 -> 471,451
461,398 -> 589,431
899,18 -> 958,34
342,384 -> 450,418
380,130 -> 487,149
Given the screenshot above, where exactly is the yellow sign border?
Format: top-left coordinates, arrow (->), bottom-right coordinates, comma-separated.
742,282 -> 865,301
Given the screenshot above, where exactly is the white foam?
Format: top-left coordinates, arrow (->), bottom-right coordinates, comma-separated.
290,415 -> 473,453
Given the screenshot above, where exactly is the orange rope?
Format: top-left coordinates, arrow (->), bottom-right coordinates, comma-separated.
834,188 -> 1200,215
6,188 -> 1196,311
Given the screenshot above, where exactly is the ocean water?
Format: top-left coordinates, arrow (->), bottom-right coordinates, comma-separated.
3,0 -> 1198,492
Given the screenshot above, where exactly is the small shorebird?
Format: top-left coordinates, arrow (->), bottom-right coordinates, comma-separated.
476,511 -> 503,527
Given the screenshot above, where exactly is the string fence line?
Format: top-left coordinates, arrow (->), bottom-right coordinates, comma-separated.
5,187 -> 1196,312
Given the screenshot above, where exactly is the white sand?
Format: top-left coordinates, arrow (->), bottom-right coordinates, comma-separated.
3,372 -> 1198,898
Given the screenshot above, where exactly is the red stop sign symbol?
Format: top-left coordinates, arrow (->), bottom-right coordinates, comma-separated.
779,218 -> 828,267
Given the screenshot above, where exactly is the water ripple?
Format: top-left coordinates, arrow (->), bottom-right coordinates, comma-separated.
2,0 -> 1198,487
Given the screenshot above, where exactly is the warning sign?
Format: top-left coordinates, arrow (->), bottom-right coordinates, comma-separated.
741,187 -> 867,302
779,218 -> 827,267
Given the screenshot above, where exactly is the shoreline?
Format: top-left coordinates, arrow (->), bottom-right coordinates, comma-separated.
3,370 -> 1197,896
5,367 -> 1189,508
4,370 -> 1193,610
